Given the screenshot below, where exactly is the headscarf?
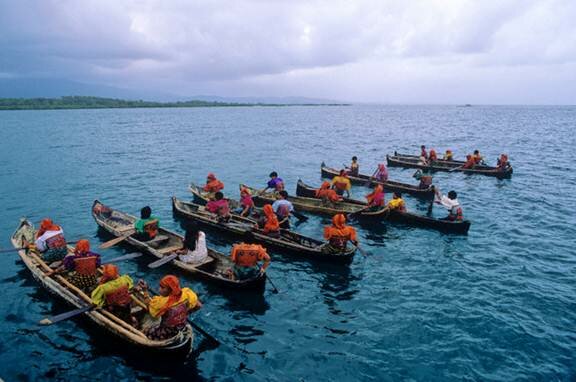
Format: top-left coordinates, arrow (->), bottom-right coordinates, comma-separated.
158,275 -> 183,316
366,185 -> 384,204
100,264 -> 119,284
240,186 -> 251,196
36,218 -> 61,238
263,204 -> 279,232
207,172 -> 216,180
332,214 -> 346,229
315,181 -> 331,197
75,239 -> 90,254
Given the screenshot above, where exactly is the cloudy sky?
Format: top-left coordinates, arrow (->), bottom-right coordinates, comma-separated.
1,0 -> 575,104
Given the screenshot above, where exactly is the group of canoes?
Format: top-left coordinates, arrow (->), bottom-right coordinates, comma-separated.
10,147 -> 510,355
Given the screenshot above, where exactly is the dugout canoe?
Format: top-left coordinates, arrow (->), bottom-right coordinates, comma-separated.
172,197 -> 356,264
11,219 -> 193,354
240,184 -> 389,220
320,162 -> 435,199
296,180 -> 471,234
92,200 -> 266,291
386,153 -> 513,179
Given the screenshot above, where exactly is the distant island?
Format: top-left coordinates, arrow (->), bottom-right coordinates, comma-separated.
0,96 -> 349,110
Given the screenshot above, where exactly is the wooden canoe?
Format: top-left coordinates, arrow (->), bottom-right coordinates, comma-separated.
320,162 -> 435,199
296,180 -> 471,234
386,153 -> 513,179
172,197 -> 356,264
240,184 -> 389,220
189,182 -> 241,208
91,200 -> 266,291
11,219 -> 193,354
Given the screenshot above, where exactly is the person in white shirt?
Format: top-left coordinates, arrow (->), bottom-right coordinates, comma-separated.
272,190 -> 294,229
177,226 -> 208,264
434,189 -> 464,221
34,218 -> 68,263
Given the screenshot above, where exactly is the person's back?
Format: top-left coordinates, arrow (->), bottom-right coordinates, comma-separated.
413,169 -> 433,189
272,191 -> 293,229
91,264 -> 134,323
462,155 -> 475,169
386,193 -> 406,212
259,204 -> 280,236
331,170 -> 351,197
203,173 -> 224,193
178,228 -> 208,264
63,239 -> 101,292
366,185 -> 385,208
324,214 -> 357,251
205,192 -> 230,221
230,243 -> 270,280
443,150 -> 453,161
34,218 -> 68,263
316,181 -> 341,203
265,171 -> 284,192
429,149 -> 438,161
134,206 -> 160,241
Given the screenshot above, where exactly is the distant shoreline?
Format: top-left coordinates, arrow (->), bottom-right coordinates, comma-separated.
0,96 -> 350,111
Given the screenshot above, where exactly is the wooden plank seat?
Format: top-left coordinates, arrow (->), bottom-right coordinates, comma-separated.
145,235 -> 170,247
157,245 -> 183,255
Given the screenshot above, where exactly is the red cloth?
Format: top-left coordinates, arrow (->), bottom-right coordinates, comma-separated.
75,239 -> 90,254
263,204 -> 279,232
100,264 -> 119,284
36,218 -> 61,238
158,275 -> 183,316
324,214 -> 357,242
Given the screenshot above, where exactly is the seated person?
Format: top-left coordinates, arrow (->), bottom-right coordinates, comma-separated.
138,275 -> 202,340
323,214 -> 358,252
331,170 -> 351,198
348,156 -> 359,177
315,181 -> 342,203
472,150 -> 485,165
462,155 -> 476,169
371,163 -> 388,182
365,185 -> 385,208
413,169 -> 433,189
256,204 -> 280,237
237,186 -> 255,217
497,154 -> 510,171
205,192 -> 231,222
420,145 -> 427,159
384,192 -> 406,212
435,189 -> 463,221
134,206 -> 160,241
91,264 -> 135,324
229,243 -> 270,281
60,239 -> 101,292
176,226 -> 208,264
272,190 -> 294,229
203,173 -> 224,194
34,218 -> 68,264
263,171 -> 284,193
429,149 -> 438,162
443,150 -> 454,161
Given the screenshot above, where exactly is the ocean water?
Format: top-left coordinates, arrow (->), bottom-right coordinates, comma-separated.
0,105 -> 575,381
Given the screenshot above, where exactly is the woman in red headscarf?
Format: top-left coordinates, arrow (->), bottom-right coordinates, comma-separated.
323,214 -> 358,252
141,275 -> 202,340
91,264 -> 135,323
58,239 -> 101,292
315,181 -> 342,203
257,204 -> 280,236
365,185 -> 385,208
203,173 -> 224,194
238,186 -> 255,217
34,218 -> 68,263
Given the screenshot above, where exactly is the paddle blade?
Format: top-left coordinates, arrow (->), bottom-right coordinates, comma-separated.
101,252 -> 143,265
148,253 -> 179,269
39,305 -> 94,326
39,318 -> 52,325
99,233 -> 131,249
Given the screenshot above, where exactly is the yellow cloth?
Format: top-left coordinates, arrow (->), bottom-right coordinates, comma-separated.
149,287 -> 198,318
90,275 -> 134,307
387,198 -> 405,210
331,176 -> 351,191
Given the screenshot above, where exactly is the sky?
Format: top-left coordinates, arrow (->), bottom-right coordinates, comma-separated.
1,0 -> 575,104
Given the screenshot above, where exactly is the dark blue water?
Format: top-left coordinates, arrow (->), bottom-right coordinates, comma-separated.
1,105 -> 575,381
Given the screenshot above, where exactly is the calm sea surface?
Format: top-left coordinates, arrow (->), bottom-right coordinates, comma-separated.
0,105 -> 575,381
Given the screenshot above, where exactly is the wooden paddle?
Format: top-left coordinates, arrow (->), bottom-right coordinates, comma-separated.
291,210 -> 308,222
147,253 -> 179,269
349,242 -> 368,257
263,270 -> 279,294
102,252 -> 143,264
39,305 -> 96,325
99,231 -> 134,249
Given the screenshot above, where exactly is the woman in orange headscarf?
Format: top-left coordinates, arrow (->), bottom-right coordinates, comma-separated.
34,218 -> 68,263
91,264 -> 135,323
203,173 -> 224,193
323,214 -> 358,251
257,204 -> 280,236
142,275 -> 202,340
315,181 -> 342,203
365,185 -> 385,208
60,239 -> 101,292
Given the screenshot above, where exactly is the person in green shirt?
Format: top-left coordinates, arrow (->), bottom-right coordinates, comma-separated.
91,264 -> 135,324
134,206 -> 160,241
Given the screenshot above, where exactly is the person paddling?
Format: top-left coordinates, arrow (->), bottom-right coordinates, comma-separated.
237,186 -> 255,217
137,275 -> 202,340
331,169 -> 351,198
262,171 -> 285,193
413,169 -> 433,189
347,156 -> 359,177
434,189 -> 464,221
370,163 -> 389,183
228,243 -> 271,281
91,264 -> 135,324
256,204 -> 281,237
365,185 -> 385,209
323,214 -> 358,252
205,192 -> 231,222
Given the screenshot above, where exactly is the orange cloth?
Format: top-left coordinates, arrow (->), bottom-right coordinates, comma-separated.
36,218 -> 61,238
75,239 -> 90,254
100,264 -> 119,284
231,243 -> 270,267
429,149 -> 437,161
157,275 -> 183,316
262,204 -> 279,233
463,155 -> 475,169
315,181 -> 341,202
366,185 -> 385,206
204,178 -> 224,193
323,214 -> 357,242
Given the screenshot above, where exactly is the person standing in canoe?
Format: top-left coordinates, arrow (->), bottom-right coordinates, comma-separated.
331,170 -> 351,198
272,190 -> 294,229
137,275 -> 202,340
91,264 -> 135,324
60,239 -> 101,292
134,206 -> 160,241
347,156 -> 359,177
370,163 -> 389,183
384,192 -> 407,213
237,186 -> 255,217
365,185 -> 385,209
443,150 -> 454,161
315,181 -> 342,204
262,171 -> 285,193
205,192 -> 231,222
434,189 -> 464,221
228,243 -> 271,281
32,218 -> 68,264
203,173 -> 224,194
324,214 -> 358,252
256,204 -> 280,237
413,169 -> 433,189
176,226 -> 208,265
